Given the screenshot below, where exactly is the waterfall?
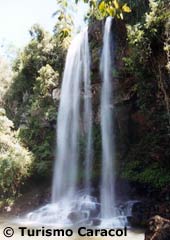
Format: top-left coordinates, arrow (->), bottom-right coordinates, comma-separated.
23,19 -> 138,228
83,31 -> 93,195
100,17 -> 116,219
52,28 -> 93,202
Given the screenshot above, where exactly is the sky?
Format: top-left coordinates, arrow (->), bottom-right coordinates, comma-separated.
0,0 -> 57,47
0,0 -> 88,58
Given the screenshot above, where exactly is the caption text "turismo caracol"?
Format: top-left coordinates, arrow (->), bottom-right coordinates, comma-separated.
3,226 -> 128,237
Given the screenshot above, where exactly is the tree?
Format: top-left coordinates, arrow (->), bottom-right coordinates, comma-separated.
53,0 -> 74,48
75,0 -> 131,20
0,56 -> 13,106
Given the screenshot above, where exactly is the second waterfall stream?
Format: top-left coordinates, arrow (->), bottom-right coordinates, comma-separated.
22,17 -> 135,227
100,16 -> 116,221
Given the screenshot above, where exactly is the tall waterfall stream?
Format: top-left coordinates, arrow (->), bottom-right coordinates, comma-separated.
14,18 -> 139,229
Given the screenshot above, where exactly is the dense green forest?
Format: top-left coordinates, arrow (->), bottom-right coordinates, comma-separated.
0,0 -> 170,213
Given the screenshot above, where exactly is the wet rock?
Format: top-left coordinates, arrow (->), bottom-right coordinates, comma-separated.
145,215 -> 170,240
92,218 -> 101,226
67,211 -> 83,223
131,201 -> 150,227
130,201 -> 170,227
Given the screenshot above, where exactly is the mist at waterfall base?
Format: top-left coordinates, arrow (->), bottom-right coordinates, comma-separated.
19,18 -> 138,228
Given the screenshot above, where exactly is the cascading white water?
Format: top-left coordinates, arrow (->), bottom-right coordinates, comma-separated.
52,28 -> 93,202
82,30 -> 93,194
100,17 -> 116,219
19,21 -> 139,228
20,28 -> 98,227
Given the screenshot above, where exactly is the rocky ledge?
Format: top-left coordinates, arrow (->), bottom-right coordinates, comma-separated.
145,215 -> 170,240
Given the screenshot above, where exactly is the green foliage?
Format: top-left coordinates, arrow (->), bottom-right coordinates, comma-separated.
16,63 -> 58,177
98,0 -> 131,19
123,161 -> 170,188
53,0 -> 74,48
0,56 -> 13,106
5,26 -> 63,123
126,0 -> 169,61
0,108 -> 33,198
120,0 -> 170,189
123,0 -> 149,24
34,64 -> 59,98
121,120 -> 170,189
75,0 -> 131,20
0,56 -> 34,199
123,0 -> 170,102
4,25 -> 64,179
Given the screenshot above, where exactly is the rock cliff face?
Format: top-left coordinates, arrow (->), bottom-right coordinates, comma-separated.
88,19 -> 136,183
145,216 -> 170,240
131,201 -> 170,227
88,19 -> 130,142
88,18 -> 170,226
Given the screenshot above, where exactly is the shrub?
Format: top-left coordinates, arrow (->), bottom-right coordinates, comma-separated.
0,108 -> 33,198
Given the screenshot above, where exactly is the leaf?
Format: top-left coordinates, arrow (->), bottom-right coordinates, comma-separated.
99,1 -> 105,12
122,3 -> 131,13
58,13 -> 64,21
107,7 -> 116,17
120,12 -> 124,19
113,0 -> 119,9
89,0 -> 95,7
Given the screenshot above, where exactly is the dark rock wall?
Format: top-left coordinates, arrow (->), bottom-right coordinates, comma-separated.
88,18 -> 170,225
88,19 -> 134,190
